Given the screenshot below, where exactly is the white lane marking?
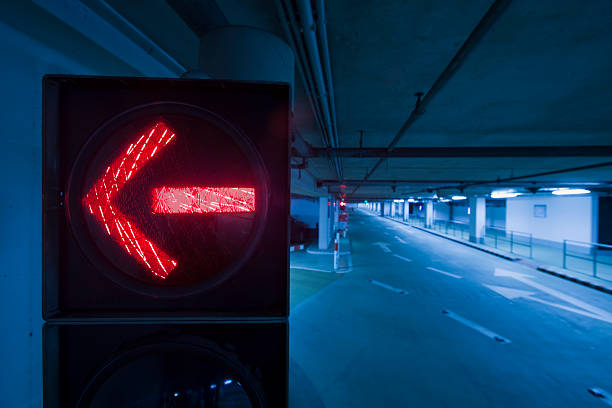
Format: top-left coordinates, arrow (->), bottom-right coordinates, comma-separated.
393,254 -> 412,262
394,235 -> 407,244
290,266 -> 332,273
484,285 -> 535,299
588,388 -> 612,406
495,268 -> 612,324
442,310 -> 511,343
307,249 -> 350,255
485,284 -> 605,321
427,266 -> 462,279
372,242 -> 391,253
369,279 -> 408,294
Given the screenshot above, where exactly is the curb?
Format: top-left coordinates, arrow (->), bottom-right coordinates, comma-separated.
533,266 -> 612,295
383,216 -> 612,296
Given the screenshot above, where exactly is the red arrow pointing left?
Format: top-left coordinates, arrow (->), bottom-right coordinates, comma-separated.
83,122 -> 178,279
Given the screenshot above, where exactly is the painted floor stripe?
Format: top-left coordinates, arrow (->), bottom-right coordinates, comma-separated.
427,266 -> 462,279
394,235 -> 407,244
393,254 -> 413,263
588,388 -> 612,406
442,310 -> 511,343
306,249 -> 350,255
290,266 -> 332,273
369,279 -> 408,294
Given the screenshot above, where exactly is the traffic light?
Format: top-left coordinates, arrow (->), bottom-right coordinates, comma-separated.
43,321 -> 287,407
43,75 -> 289,318
42,75 -> 290,407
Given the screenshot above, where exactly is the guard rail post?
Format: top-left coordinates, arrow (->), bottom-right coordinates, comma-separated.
593,244 -> 598,277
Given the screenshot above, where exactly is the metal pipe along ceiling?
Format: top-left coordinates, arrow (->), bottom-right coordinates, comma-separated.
277,0 -> 342,179
350,0 -> 514,196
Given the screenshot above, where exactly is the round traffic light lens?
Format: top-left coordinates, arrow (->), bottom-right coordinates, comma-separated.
67,103 -> 269,297
80,344 -> 264,408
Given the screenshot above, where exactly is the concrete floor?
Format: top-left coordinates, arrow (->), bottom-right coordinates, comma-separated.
289,209 -> 612,407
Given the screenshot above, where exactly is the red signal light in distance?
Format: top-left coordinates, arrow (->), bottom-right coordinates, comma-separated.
152,187 -> 255,214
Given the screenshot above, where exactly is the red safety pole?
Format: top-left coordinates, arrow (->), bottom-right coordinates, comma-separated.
333,231 -> 339,271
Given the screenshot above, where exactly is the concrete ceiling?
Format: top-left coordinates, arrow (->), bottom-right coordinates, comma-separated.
323,0 -> 612,198
111,0 -> 612,198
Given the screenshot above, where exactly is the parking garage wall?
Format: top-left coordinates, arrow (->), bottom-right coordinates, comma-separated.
451,202 -> 469,223
291,197 -> 319,228
449,201 -> 505,228
433,202 -> 450,220
505,195 -> 594,244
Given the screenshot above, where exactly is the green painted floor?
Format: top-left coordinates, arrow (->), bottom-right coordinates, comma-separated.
290,267 -> 341,310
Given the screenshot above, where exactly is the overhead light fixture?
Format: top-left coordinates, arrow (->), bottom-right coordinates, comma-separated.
393,199 -> 405,203
407,198 -> 416,203
551,188 -> 590,195
439,198 -> 451,202
490,190 -> 521,199
451,195 -> 467,201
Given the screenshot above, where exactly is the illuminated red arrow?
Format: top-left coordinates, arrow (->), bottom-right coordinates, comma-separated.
152,187 -> 255,214
83,122 -> 178,279
83,121 -> 257,280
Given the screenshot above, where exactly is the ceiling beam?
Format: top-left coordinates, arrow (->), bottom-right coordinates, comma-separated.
323,179 -> 611,186
308,146 -> 612,158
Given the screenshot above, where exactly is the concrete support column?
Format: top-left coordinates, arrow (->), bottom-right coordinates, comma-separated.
391,202 -> 396,217
380,202 -> 385,216
403,201 -> 410,222
425,201 -> 433,228
318,196 -> 330,249
469,197 -> 486,243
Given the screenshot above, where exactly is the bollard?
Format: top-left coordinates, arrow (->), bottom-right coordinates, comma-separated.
333,231 -> 339,271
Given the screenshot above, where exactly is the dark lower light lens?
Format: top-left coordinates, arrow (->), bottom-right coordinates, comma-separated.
83,348 -> 259,408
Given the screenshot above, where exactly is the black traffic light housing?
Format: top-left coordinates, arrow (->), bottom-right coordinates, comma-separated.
43,321 -> 288,408
43,76 -> 290,319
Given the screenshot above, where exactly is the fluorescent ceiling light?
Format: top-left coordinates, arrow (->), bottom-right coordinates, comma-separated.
439,198 -> 451,202
407,198 -> 416,203
490,190 -> 521,199
393,199 -> 405,203
451,195 -> 467,201
551,188 -> 590,195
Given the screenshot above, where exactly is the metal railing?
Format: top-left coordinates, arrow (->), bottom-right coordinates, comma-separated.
378,211 -> 611,283
563,239 -> 612,279
431,220 -> 469,240
485,227 -> 533,258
